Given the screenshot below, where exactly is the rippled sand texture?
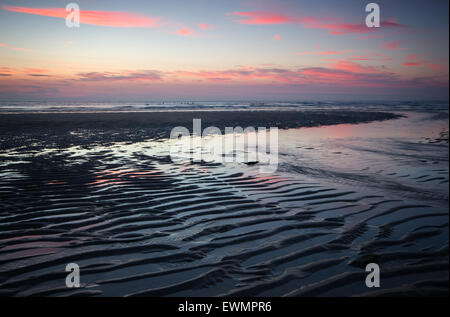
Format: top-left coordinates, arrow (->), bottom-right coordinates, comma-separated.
0,110 -> 448,296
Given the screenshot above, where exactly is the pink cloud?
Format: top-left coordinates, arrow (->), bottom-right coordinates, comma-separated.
383,19 -> 404,28
2,64 -> 447,100
331,60 -> 381,73
77,70 -> 162,82
175,67 -> 297,83
174,27 -> 193,36
0,67 -> 54,78
0,42 -> 35,52
23,68 -> 49,74
2,5 -> 161,28
383,41 -> 407,50
403,54 -> 422,67
0,67 -> 17,76
273,34 -> 281,41
425,64 -> 443,69
298,50 -> 351,55
300,17 -> 403,35
403,62 -> 422,67
172,62 -> 401,87
228,11 -> 295,25
227,11 -> 404,37
198,23 -> 214,30
402,54 -> 442,69
349,56 -> 370,61
301,17 -> 367,35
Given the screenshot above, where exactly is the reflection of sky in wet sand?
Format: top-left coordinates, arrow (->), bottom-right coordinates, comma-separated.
273,112 -> 448,205
54,110 -> 447,213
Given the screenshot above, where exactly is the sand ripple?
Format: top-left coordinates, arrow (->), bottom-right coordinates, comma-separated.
0,140 -> 448,297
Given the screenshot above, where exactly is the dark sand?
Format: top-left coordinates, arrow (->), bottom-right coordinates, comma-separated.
0,110 -> 401,149
0,110 -> 401,131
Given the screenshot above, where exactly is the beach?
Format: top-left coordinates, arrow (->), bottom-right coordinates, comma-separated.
0,107 -> 448,296
0,110 -> 401,148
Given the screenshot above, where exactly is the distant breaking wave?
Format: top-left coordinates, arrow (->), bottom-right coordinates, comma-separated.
0,100 -> 448,113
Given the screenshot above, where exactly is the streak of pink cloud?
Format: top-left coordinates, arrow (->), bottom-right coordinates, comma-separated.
77,70 -> 162,82
383,41 -> 407,50
300,17 -> 367,35
23,68 -> 49,74
331,60 -> 381,73
0,42 -> 35,52
2,5 -> 162,28
402,54 -> 425,67
349,56 -> 370,61
228,11 -> 295,25
402,55 -> 442,69
300,17 -> 403,35
403,62 -> 422,67
298,50 -> 351,55
228,11 -> 404,36
175,27 -> 193,36
198,23 -> 214,30
383,19 -> 404,28
0,67 -> 18,76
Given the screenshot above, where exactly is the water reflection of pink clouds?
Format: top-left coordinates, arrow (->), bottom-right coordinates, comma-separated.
283,112 -> 448,144
320,124 -> 357,139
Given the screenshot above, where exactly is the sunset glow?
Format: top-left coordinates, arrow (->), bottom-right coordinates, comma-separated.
0,0 -> 448,100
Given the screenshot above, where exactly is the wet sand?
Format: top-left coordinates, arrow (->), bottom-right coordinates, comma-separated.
0,109 -> 448,297
0,110 -> 401,130
0,110 -> 400,149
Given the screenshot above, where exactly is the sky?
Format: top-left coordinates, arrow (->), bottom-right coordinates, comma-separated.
0,0 -> 448,101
